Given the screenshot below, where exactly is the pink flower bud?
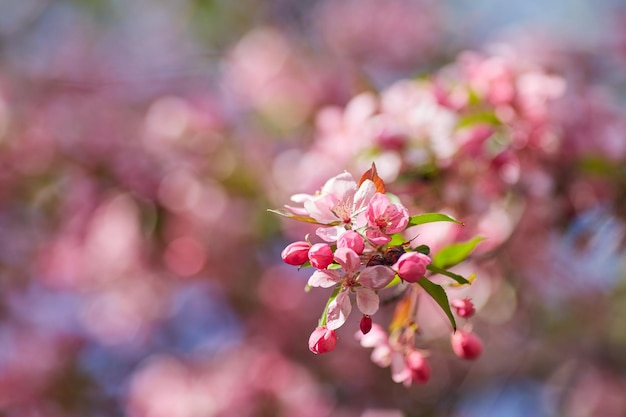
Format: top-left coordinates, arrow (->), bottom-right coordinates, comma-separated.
281,241 -> 310,265
405,350 -> 430,384
360,314 -> 373,334
393,252 -> 431,283
308,326 -> 337,354
337,230 -> 365,255
451,298 -> 475,318
451,331 -> 483,360
308,243 -> 334,269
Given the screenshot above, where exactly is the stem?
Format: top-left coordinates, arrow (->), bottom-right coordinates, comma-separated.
318,285 -> 342,327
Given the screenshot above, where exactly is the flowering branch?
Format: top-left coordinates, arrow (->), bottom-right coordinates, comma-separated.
270,163 -> 483,385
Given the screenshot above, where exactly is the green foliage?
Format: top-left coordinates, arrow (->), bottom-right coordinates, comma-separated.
384,274 -> 402,289
408,213 -> 464,227
387,233 -> 406,246
457,111 -> 501,128
414,244 -> 431,255
427,264 -> 472,285
418,278 -> 457,331
432,236 -> 484,269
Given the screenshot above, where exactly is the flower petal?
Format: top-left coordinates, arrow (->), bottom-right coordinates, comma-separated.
308,269 -> 341,288
384,203 -> 409,234
356,323 -> 388,348
315,225 -> 346,242
358,265 -> 396,289
353,179 -> 377,212
391,352 -> 410,384
356,287 -> 379,315
304,194 -> 338,224
326,290 -> 352,330
283,204 -> 310,216
337,230 -> 365,254
334,247 -> 361,273
365,229 -> 392,245
366,193 -> 390,227
321,172 -> 357,197
371,344 -> 393,368
290,193 -> 314,203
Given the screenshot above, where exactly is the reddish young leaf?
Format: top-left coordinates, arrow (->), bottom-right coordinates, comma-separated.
358,162 -> 386,193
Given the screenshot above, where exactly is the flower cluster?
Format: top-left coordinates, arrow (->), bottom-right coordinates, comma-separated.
272,164 -> 483,385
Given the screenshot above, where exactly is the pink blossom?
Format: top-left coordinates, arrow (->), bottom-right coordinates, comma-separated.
354,286 -> 379,316
389,349 -> 431,386
460,53 -> 516,106
405,350 -> 430,385
296,172 -> 377,242
390,350 -> 431,386
393,252 -> 431,283
451,298 -> 475,318
334,246 -> 361,272
326,290 -> 352,330
281,241 -> 310,265
356,323 -> 393,368
391,352 -> 411,384
308,243 -> 334,269
337,230 -> 365,254
322,248 -> 395,330
451,331 -> 483,360
308,172 -> 375,217
307,268 -> 342,288
366,193 -> 409,244
356,323 -> 388,348
358,265 -> 397,290
308,326 -> 337,354
359,325 -> 431,386
365,229 -> 395,246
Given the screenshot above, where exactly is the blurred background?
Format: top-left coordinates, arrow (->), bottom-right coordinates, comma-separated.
0,0 -> 625,416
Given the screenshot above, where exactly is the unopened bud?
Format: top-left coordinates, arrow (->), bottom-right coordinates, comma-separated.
337,230 -> 365,255
308,243 -> 334,269
281,241 -> 310,265
393,252 -> 431,283
308,326 -> 337,354
405,350 -> 430,384
451,298 -> 475,318
451,331 -> 483,360
360,315 -> 373,334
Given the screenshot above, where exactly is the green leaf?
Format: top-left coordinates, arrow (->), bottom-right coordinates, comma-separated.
414,245 -> 430,255
433,236 -> 484,269
417,278 -> 456,331
408,213 -> 464,227
267,208 -> 339,225
427,264 -> 470,285
384,274 -> 402,289
387,233 -> 405,246
579,156 -> 626,178
466,87 -> 482,106
298,261 -> 312,270
457,111 -> 500,128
